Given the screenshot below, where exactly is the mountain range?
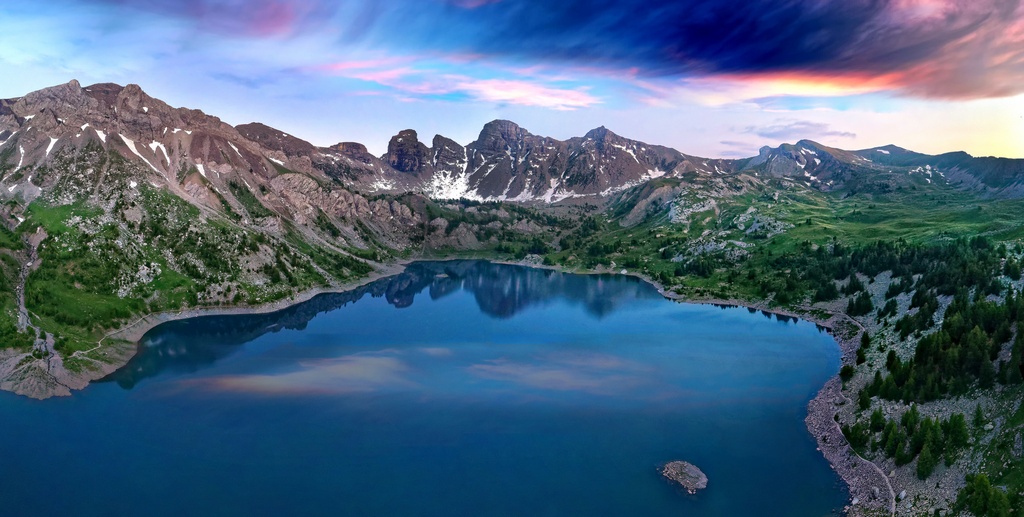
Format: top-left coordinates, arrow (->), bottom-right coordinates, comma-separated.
4,80 -> 1024,215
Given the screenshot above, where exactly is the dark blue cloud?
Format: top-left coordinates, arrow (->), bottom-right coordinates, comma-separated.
81,0 -> 1024,98
376,1 -> 991,72
366,0 -> 1023,98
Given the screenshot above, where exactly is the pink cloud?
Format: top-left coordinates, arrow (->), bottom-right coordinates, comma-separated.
190,353 -> 416,395
454,78 -> 599,110
313,55 -> 600,109
317,56 -> 415,72
449,0 -> 503,8
181,0 -> 330,38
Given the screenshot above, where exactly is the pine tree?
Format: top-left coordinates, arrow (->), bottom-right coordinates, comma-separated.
916,443 -> 937,479
870,409 -> 886,432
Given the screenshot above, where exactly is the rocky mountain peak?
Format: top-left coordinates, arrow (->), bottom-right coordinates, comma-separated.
472,120 -> 526,152
333,142 -> 376,164
237,122 -> 316,157
385,129 -> 431,175
584,125 -> 614,142
82,82 -> 126,108
795,139 -> 822,148
430,134 -> 465,168
14,80 -> 90,120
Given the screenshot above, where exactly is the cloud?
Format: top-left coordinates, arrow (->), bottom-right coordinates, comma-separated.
317,0 -> 1024,101
741,119 -> 857,140
449,0 -> 504,7
419,0 -> 1024,100
193,352 -> 416,395
16,0 -> 1024,106
314,58 -> 600,109
91,0 -> 337,38
418,347 -> 453,356
467,352 -> 651,394
453,78 -> 598,110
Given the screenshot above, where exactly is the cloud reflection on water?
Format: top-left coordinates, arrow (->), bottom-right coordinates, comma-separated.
192,352 -> 416,395
104,261 -> 660,390
467,351 -> 656,396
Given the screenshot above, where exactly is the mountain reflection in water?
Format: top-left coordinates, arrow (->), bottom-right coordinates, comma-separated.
103,261 -> 661,389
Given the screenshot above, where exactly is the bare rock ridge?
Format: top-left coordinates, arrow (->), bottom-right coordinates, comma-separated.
236,122 -> 317,158
2,80 -> 1024,206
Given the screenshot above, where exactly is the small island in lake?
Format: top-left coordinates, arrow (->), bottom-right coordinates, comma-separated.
661,461 -> 708,494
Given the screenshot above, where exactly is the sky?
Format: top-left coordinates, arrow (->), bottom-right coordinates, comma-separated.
0,0 -> 1022,158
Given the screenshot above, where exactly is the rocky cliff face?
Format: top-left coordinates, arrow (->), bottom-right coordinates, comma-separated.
384,129 -> 432,176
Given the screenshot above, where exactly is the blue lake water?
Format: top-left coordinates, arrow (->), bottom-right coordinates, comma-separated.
0,261 -> 847,515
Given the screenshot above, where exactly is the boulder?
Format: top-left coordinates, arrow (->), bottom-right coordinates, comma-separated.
661,461 -> 708,494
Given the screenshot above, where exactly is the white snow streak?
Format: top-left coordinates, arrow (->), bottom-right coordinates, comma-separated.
149,141 -> 170,166
119,134 -> 160,173
0,130 -> 15,148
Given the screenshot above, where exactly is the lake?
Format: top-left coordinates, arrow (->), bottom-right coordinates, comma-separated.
0,261 -> 847,515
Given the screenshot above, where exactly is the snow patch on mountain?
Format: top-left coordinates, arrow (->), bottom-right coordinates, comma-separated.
149,141 -> 171,166
423,169 -> 477,200
119,135 -> 160,173
45,137 -> 58,156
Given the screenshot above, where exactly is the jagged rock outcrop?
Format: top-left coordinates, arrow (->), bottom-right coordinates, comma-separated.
333,142 -> 376,164
384,129 -> 432,176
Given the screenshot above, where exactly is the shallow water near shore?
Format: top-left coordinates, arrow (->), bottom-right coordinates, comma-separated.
0,261 -> 847,516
